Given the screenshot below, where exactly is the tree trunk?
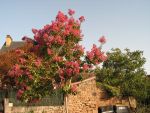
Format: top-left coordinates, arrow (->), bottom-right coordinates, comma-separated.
65,95 -> 68,113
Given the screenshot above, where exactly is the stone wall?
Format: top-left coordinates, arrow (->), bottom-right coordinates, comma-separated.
67,77 -> 100,113
67,77 -> 130,113
4,77 -> 133,113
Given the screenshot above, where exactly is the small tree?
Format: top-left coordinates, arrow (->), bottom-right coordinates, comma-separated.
0,44 -> 31,89
8,9 -> 107,102
96,48 -> 148,101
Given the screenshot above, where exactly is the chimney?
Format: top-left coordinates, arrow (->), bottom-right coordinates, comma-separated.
5,35 -> 12,47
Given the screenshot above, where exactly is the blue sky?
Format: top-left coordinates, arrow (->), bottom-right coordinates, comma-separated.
0,0 -> 150,74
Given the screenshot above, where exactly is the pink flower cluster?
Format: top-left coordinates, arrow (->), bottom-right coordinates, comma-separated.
53,56 -> 63,62
56,11 -> 68,23
8,64 -> 23,77
17,89 -> 24,99
79,16 -> 85,22
72,44 -> 85,57
99,36 -> 106,44
19,58 -> 26,64
65,61 -> 80,75
29,9 -> 85,52
59,61 -> 80,80
82,63 -> 90,71
45,35 -> 65,46
68,9 -> 75,16
71,84 -> 77,94
86,44 -> 107,64
34,58 -> 42,67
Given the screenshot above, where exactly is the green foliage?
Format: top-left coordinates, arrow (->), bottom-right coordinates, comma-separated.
136,104 -> 150,113
97,82 -> 120,97
141,77 -> 150,104
96,48 -> 148,101
42,111 -> 47,113
26,110 -> 34,113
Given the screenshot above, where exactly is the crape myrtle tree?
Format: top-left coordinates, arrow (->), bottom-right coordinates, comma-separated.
96,48 -> 148,101
8,9 -> 107,102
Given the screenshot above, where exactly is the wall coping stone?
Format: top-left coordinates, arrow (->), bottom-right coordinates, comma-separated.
72,76 -> 96,85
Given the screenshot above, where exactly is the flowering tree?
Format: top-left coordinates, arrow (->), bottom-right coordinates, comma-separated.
8,9 -> 107,102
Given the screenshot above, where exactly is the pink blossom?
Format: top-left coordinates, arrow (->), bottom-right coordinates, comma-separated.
71,84 -> 77,93
79,16 -> 85,22
50,21 -> 59,32
34,58 -> 42,67
47,48 -> 53,55
12,64 -> 23,77
86,44 -> 107,64
66,68 -> 73,76
73,68 -> 79,74
47,36 -> 54,44
59,69 -> 65,80
100,54 -> 108,61
8,70 -> 15,77
43,33 -> 49,39
24,70 -> 30,75
68,9 -> 75,16
65,61 -> 80,75
99,36 -> 106,44
44,24 -> 50,31
71,29 -> 80,37
34,35 -> 39,41
19,58 -> 26,64
56,11 -> 68,23
28,74 -> 33,80
17,89 -> 24,99
53,56 -> 63,62
24,71 -> 33,80
86,51 -> 94,60
32,28 -> 38,34
68,17 -> 75,25
74,44 -> 85,55
63,29 -> 70,36
75,20 -> 80,26
63,24 -> 72,36
83,64 -> 89,71
55,36 -> 65,45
